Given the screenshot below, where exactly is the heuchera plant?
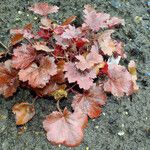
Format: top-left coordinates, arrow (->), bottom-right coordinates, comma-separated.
0,3 -> 139,147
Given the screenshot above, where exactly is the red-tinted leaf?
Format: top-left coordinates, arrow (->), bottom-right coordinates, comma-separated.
61,25 -> 81,39
37,28 -> 52,39
10,23 -> 34,40
98,30 -> 116,56
29,3 -> 59,16
19,56 -> 57,88
43,108 -> 88,147
0,60 -> 19,98
34,81 -> 66,97
12,102 -> 35,125
99,62 -> 108,75
12,44 -> 36,69
40,17 -> 53,29
75,49 -> 103,71
104,64 -> 134,97
64,62 -> 97,90
33,42 -> 53,52
83,5 -> 124,31
72,84 -> 107,118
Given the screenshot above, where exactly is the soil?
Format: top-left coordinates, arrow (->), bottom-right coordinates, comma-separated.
0,0 -> 150,150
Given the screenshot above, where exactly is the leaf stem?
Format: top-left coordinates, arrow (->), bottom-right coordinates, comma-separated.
56,100 -> 62,113
66,83 -> 77,92
32,96 -> 38,104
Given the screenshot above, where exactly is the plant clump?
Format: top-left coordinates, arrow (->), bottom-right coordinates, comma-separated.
0,3 -> 139,147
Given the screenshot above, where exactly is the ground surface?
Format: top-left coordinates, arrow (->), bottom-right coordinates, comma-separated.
0,0 -> 150,150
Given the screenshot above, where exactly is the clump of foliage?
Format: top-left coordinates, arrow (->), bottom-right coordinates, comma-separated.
0,3 -> 139,147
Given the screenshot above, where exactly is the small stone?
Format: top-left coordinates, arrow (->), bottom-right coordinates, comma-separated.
146,117 -> 148,120
95,125 -> 99,129
58,144 -> 61,147
18,11 -> 23,15
34,17 -> 38,20
92,119 -> 95,122
86,147 -> 89,150
102,112 -> 106,116
121,124 -> 125,128
15,17 -> 20,21
27,14 -> 30,17
134,16 -> 142,24
118,131 -> 125,136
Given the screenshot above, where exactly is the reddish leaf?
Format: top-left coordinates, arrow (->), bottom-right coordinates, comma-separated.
64,62 -> 97,90
29,3 -> 59,16
19,56 -> 57,88
11,34 -> 24,45
10,23 -> 34,40
40,17 -> 52,29
99,62 -> 108,75
72,84 -> 107,118
12,44 -> 36,69
34,81 -> 66,97
51,60 -> 65,83
33,42 -> 53,52
62,16 -> 77,26
43,108 -> 88,147
0,60 -> 19,98
98,30 -> 116,56
83,5 -> 110,31
37,28 -> 52,39
12,102 -> 35,125
61,25 -> 81,39
104,64 -> 134,97
107,17 -> 125,28
83,5 -> 124,31
75,49 -> 103,71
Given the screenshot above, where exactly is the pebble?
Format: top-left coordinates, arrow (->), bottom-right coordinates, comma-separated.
18,11 -> 23,15
118,131 -> 125,136
34,17 -> 38,20
95,125 -> 99,129
134,16 -> 142,24
121,124 -> 125,128
86,147 -> 89,150
102,112 -> 106,116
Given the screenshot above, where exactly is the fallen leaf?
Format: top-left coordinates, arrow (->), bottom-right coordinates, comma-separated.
0,60 -> 19,98
11,34 -> 24,45
43,108 -> 88,147
12,102 -> 35,125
